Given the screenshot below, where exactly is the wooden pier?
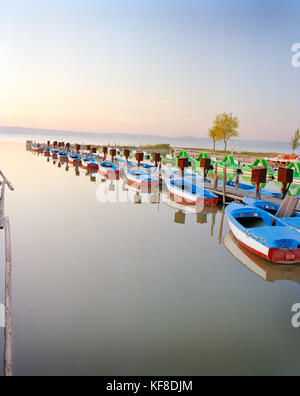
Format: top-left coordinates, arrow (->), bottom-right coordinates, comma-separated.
28,140 -> 297,210
0,171 -> 14,377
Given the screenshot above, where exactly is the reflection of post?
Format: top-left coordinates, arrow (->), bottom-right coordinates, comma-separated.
197,213 -> 207,224
210,212 -> 216,237
4,217 -> 13,377
222,164 -> 227,204
175,211 -> 185,225
218,206 -> 225,245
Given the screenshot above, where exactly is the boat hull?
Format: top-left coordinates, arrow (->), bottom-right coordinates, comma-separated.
228,219 -> 300,264
166,180 -> 218,206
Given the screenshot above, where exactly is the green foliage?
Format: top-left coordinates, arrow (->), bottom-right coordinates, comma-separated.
143,144 -> 171,150
291,128 -> 300,154
212,112 -> 239,151
208,125 -> 222,150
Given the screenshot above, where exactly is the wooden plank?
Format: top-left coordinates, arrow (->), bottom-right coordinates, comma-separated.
0,303 -> 5,328
4,217 -> 13,377
276,196 -> 299,218
0,182 -> 5,229
0,171 -> 14,191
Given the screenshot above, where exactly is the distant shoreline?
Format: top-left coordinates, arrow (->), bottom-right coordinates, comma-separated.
0,125 -> 296,156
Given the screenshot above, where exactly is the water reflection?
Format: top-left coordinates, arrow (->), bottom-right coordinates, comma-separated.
224,231 -> 300,283
1,142 -> 299,376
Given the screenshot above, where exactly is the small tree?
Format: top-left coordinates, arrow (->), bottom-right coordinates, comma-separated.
213,112 -> 239,151
291,128 -> 300,154
208,126 -> 222,150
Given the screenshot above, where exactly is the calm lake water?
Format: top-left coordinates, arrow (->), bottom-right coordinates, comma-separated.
0,141 -> 299,376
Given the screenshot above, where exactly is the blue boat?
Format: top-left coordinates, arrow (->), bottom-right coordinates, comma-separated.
226,202 -> 300,264
140,163 -> 154,170
243,197 -> 300,231
165,178 -> 218,206
99,161 -> 120,176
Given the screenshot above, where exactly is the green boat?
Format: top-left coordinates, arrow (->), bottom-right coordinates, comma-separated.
217,155 -> 240,173
161,154 -> 173,165
192,152 -> 214,172
173,150 -> 192,167
241,158 -> 274,178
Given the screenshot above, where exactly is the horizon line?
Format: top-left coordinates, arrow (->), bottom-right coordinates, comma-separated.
0,124 -> 291,144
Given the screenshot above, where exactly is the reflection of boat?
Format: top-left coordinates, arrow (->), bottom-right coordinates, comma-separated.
225,202 -> 300,264
243,197 -> 300,231
224,231 -> 300,283
99,161 -> 120,177
165,178 -> 218,206
164,194 -> 218,214
50,149 -> 59,159
140,163 -> 155,170
58,151 -> 68,161
126,184 -> 160,203
126,168 -> 159,188
32,145 -> 44,153
81,158 -> 99,170
68,154 -> 81,166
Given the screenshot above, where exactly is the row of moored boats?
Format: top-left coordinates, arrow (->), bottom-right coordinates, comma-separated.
32,144 -> 300,265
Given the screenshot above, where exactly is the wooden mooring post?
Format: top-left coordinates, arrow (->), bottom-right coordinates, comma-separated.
4,217 -> 13,377
0,172 -> 14,376
213,162 -> 218,190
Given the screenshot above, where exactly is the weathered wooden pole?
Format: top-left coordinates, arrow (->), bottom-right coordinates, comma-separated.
124,149 -> 130,163
278,167 -> 293,199
213,162 -> 218,190
136,152 -> 144,167
4,217 -> 13,377
251,167 -> 267,199
153,152 -> 161,168
235,174 -> 239,190
178,157 -> 189,179
222,164 -> 227,205
110,149 -> 116,162
0,172 -> 14,192
102,147 -> 108,160
200,158 -> 211,181
0,182 -> 6,229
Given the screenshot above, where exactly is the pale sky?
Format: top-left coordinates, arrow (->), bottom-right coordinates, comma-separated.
0,0 -> 299,140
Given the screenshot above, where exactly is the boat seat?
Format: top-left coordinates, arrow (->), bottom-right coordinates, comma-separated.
249,226 -> 299,248
282,217 -> 300,229
276,196 -> 299,218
